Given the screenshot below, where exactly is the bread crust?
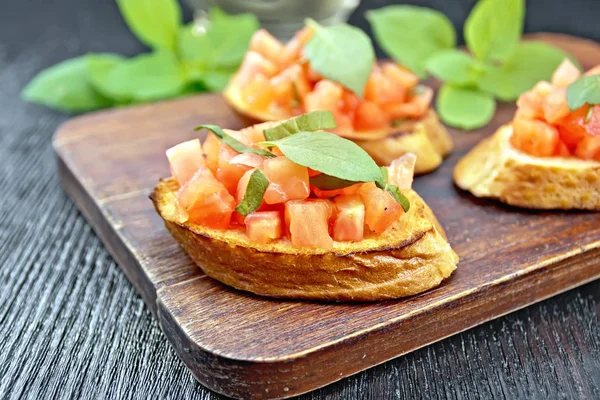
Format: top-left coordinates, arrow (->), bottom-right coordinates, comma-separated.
223,83 -> 453,174
151,178 -> 458,301
454,124 -> 600,210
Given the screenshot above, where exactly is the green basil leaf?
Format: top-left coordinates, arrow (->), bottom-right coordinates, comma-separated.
304,20 -> 375,97
425,49 -> 478,85
263,111 -> 337,141
96,51 -> 187,102
86,53 -> 126,99
21,56 -> 112,113
379,167 -> 389,185
309,174 -> 357,190
195,124 -> 276,158
265,131 -> 383,183
177,23 -> 212,65
437,84 -> 496,130
385,185 -> 410,212
199,70 -> 235,91
367,6 -> 456,78
206,8 -> 260,69
478,42 -> 579,101
116,0 -> 181,52
235,170 -> 269,216
567,75 -> 600,111
464,0 -> 525,63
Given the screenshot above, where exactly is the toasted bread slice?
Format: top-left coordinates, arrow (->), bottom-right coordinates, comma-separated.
454,124 -> 600,210
151,178 -> 458,301
224,83 -> 453,174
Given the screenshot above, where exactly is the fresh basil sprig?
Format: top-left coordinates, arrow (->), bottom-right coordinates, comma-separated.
368,0 -> 579,130
304,19 -> 375,97
22,3 -> 258,113
236,170 -> 270,216
567,75 -> 600,111
309,174 -> 357,190
195,124 -> 276,158
263,111 -> 337,141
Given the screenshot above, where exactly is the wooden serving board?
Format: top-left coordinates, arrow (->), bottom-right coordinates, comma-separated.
53,34 -> 600,399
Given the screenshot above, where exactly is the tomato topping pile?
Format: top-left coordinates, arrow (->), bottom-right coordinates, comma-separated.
231,28 -> 432,135
165,124 -> 416,248
511,59 -> 600,161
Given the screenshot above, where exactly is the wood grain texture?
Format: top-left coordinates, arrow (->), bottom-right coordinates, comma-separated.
50,33 -> 600,399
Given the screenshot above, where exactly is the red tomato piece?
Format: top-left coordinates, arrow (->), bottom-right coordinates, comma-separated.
333,195 -> 365,242
511,117 -> 559,157
280,26 -> 314,65
241,73 -> 276,111
383,86 -> 433,120
245,211 -> 283,244
177,167 -> 235,229
555,139 -> 571,157
542,86 -> 570,124
381,62 -> 419,91
358,183 -> 404,234
234,51 -> 278,87
229,152 -> 265,168
216,145 -> 251,194
285,199 -> 333,248
557,105 -> 598,147
364,68 -> 407,105
202,132 -> 221,175
551,59 -> 581,87
354,100 -> 389,131
304,80 -> 343,113
388,153 -> 417,190
574,136 -> 600,161
516,81 -> 553,120
236,168 -> 254,204
303,62 -> 323,83
249,29 -> 284,64
270,64 -> 311,109
166,139 -> 205,186
262,157 -> 310,204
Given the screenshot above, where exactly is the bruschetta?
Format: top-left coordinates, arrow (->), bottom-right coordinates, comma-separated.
223,28 -> 453,174
151,114 -> 458,301
454,60 -> 600,210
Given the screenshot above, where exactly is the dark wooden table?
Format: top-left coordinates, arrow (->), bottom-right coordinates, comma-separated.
1,0 -> 598,399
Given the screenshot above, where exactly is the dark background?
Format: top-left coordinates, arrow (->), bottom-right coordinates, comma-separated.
0,0 -> 598,399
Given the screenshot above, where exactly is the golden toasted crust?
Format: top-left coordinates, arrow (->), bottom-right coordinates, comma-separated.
454,124 -> 600,210
151,178 -> 458,301
223,83 -> 453,174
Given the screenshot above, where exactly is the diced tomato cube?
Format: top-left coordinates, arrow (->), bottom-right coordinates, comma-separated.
177,166 -> 235,229
551,59 -> 581,87
574,136 -> 600,161
383,86 -> 433,119
229,152 -> 265,168
202,132 -> 221,175
234,51 -> 279,87
354,100 -> 389,130
542,86 -> 570,124
270,64 -> 311,109
511,117 -> 559,157
365,68 -> 407,105
166,139 -> 205,185
558,105 -> 594,147
304,80 -> 343,113
285,199 -> 333,248
333,195 -> 365,242
249,29 -> 284,64
516,81 -> 553,119
381,62 -> 419,90
236,168 -> 254,205
303,62 -> 323,83
280,26 -> 314,65
244,211 -> 282,244
358,183 -> 404,234
216,145 -> 251,194
555,139 -> 571,157
241,73 -> 276,111
262,157 -> 310,204
388,153 -> 417,190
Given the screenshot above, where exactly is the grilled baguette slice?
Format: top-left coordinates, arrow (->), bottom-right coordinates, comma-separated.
224,82 -> 453,174
151,178 -> 458,301
454,124 -> 600,210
